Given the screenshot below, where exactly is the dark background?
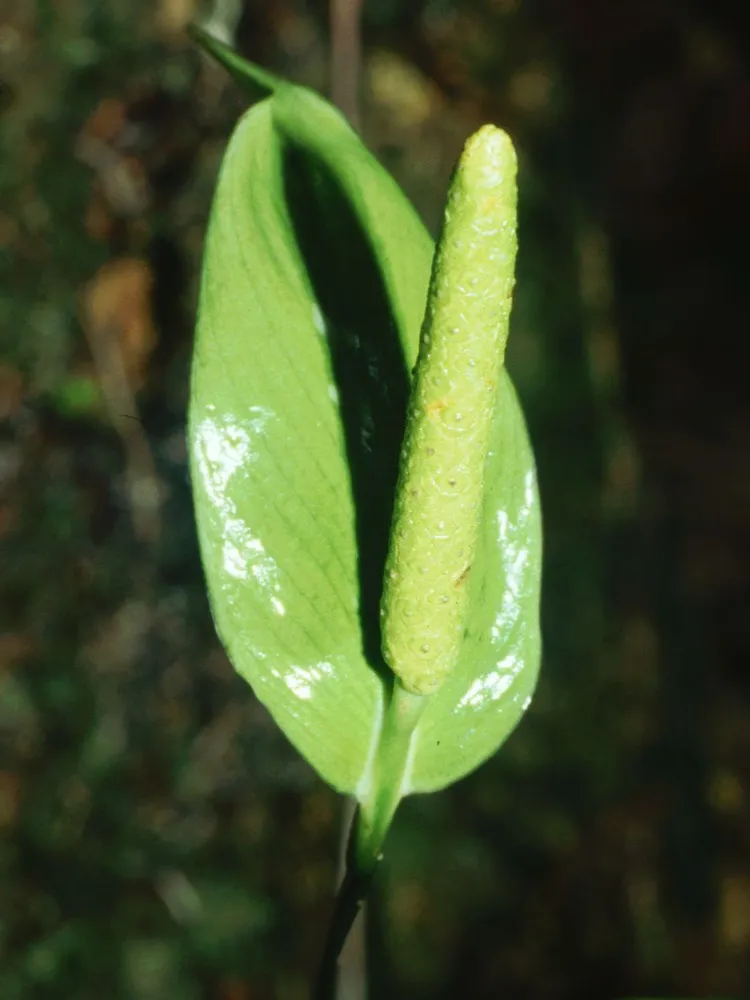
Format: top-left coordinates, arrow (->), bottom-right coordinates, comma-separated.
2,1 -> 750,997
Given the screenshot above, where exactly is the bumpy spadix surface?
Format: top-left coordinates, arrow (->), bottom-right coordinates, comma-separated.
381,127 -> 518,696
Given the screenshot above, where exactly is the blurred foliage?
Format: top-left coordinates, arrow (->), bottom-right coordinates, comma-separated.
1,1 -> 749,999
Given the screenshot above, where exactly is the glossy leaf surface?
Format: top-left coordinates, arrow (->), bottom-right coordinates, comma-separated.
189,39 -> 542,797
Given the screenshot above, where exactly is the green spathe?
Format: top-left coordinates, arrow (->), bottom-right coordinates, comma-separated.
188,31 -> 542,801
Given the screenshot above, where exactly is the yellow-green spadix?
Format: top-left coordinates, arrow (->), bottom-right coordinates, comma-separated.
380,124 -> 519,696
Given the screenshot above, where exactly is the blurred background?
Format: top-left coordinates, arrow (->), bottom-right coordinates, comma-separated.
2,0 -> 750,997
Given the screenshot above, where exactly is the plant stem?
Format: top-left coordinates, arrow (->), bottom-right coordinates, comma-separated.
329,0 -> 363,130
356,685 -> 424,871
313,684 -> 425,1000
313,818 -> 375,1000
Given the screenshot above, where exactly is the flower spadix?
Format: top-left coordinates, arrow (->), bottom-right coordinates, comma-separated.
381,125 -> 519,696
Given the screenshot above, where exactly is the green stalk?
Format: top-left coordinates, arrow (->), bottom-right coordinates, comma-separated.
355,684 -> 425,871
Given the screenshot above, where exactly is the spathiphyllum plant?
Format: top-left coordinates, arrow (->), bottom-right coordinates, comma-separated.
188,23 -> 542,997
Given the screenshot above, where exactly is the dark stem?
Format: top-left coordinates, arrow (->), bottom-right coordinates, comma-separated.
330,0 -> 364,130
313,810 -> 378,1000
313,686 -> 425,999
